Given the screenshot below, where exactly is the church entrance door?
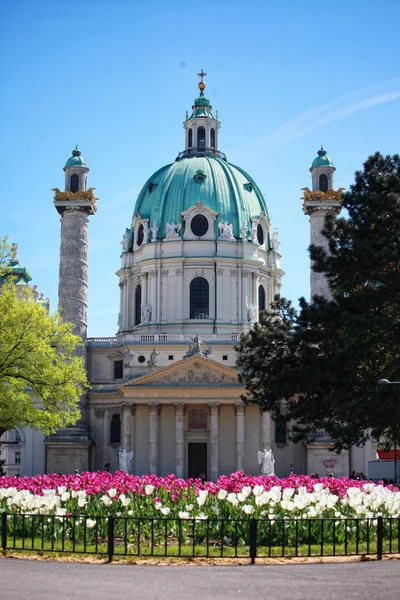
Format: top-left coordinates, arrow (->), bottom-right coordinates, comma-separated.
188,443 -> 207,480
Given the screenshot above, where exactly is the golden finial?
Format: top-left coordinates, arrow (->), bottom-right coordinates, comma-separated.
197,69 -> 207,94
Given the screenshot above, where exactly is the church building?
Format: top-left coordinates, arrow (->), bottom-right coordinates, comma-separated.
1,72 -> 376,479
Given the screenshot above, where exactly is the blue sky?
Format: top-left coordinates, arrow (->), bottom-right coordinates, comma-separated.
1,0 -> 399,337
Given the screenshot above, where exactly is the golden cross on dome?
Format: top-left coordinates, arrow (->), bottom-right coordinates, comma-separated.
197,69 -> 207,82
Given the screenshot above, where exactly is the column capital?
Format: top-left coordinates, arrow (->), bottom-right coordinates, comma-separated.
174,403 -> 186,415
209,402 -> 220,415
94,407 -> 105,418
235,403 -> 245,416
122,403 -> 136,415
148,402 -> 160,416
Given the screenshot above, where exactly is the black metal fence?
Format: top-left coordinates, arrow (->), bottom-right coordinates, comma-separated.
1,513 -> 399,563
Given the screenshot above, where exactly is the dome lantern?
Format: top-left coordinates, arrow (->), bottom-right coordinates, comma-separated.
181,70 -> 222,160
309,146 -> 336,192
63,146 -> 89,192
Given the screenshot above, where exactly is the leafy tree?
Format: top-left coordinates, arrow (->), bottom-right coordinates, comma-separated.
0,240 -> 88,437
236,153 -> 400,450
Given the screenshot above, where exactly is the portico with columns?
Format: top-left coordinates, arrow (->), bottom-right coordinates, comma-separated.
87,354 -> 296,479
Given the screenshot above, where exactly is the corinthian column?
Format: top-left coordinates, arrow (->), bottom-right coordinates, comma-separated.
174,403 -> 185,478
235,404 -> 245,471
148,403 -> 160,475
261,410 -> 272,450
209,403 -> 220,481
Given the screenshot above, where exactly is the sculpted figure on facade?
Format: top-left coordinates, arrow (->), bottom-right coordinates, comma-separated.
218,221 -> 234,241
117,312 -> 123,332
151,221 -> 159,242
121,230 -> 130,253
142,304 -> 152,323
240,222 -> 248,241
246,303 -> 256,323
258,448 -> 275,476
251,220 -> 258,244
118,449 -> 134,474
270,228 -> 280,253
123,347 -> 135,367
147,348 -> 160,366
165,222 -> 181,238
142,221 -> 150,244
184,334 -> 213,359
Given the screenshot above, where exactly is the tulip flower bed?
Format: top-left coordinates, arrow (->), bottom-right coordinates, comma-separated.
0,472 -> 399,559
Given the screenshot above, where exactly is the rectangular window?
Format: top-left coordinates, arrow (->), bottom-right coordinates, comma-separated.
222,355 -> 228,361
168,355 -> 174,360
275,418 -> 287,444
15,451 -> 21,465
113,360 -> 123,379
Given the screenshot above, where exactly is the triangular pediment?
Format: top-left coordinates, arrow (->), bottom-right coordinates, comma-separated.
121,355 -> 239,387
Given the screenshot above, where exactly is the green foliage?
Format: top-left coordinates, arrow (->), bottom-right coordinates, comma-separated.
0,235 -> 13,278
237,153 -> 400,450
0,281 -> 88,435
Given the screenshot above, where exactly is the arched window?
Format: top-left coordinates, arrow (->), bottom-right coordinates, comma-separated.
137,224 -> 144,246
110,414 -> 121,444
319,173 -> 328,193
197,126 -> 205,150
190,277 -> 209,319
135,285 -> 142,326
257,224 -> 264,245
258,285 -> 266,313
210,128 -> 215,149
188,128 -> 193,148
70,174 -> 79,193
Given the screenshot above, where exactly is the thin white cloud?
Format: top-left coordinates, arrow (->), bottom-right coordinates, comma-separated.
103,187 -> 139,212
246,79 -> 400,154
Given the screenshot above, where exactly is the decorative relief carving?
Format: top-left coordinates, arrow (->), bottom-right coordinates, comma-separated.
52,188 -> 98,202
148,403 -> 160,416
301,187 -> 345,201
187,408 -> 208,430
152,364 -> 236,385
174,402 -> 186,416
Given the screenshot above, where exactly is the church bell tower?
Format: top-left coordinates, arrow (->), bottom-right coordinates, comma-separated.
302,147 -> 342,300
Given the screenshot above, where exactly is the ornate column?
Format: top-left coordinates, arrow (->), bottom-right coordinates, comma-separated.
209,403 -> 220,481
94,408 -> 105,470
122,404 -> 135,473
242,269 -> 251,322
148,403 -> 160,475
261,410 -> 272,450
120,279 -> 127,330
46,179 -> 98,474
235,404 -> 245,471
174,403 -> 185,478
148,270 -> 157,323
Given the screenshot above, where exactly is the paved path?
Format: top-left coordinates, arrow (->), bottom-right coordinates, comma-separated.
0,558 -> 399,600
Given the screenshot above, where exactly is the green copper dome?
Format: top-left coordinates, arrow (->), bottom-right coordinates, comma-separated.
64,147 -> 88,170
311,147 -> 335,170
133,155 -> 269,239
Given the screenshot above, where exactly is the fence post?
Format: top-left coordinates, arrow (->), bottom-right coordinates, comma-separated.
377,516 -> 383,560
250,518 -> 257,565
107,516 -> 115,563
1,512 -> 7,553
